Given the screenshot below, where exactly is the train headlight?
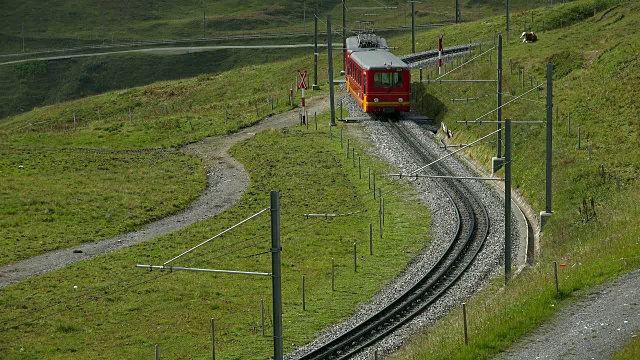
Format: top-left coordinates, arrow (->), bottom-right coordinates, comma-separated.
398,98 -> 403,103
374,98 -> 379,103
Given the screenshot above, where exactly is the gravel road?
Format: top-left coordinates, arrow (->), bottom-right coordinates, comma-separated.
496,269 -> 640,360
0,96 -> 329,288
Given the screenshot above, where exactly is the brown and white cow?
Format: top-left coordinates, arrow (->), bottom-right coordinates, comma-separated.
520,32 -> 538,43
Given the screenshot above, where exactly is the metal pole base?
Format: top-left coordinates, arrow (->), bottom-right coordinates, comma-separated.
492,157 -> 505,173
539,211 -> 552,230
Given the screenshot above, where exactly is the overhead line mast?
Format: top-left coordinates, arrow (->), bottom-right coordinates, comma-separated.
343,0 -> 347,72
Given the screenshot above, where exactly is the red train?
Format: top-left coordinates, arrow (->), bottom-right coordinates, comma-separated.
345,33 -> 411,114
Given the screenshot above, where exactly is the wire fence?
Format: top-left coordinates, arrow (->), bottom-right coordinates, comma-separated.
8,92 -> 293,135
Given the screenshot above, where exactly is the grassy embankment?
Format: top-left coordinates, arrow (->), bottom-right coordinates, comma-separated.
611,334 -> 640,360
0,0 -> 563,119
2,0 -> 637,358
0,46 -> 433,359
388,0 -> 639,358
0,55 -> 307,266
0,0 -> 559,53
0,47 -> 309,119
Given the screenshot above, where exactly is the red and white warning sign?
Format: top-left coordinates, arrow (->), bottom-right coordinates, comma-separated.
298,70 -> 308,121
297,70 -> 308,90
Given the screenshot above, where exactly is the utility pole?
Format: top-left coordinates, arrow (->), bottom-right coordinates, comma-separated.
506,0 -> 510,36
493,34 -> 504,172
411,1 -> 416,53
497,34 -> 503,158
270,191 -> 283,360
203,0 -> 207,38
328,15 -> 336,126
343,0 -> 347,73
540,64 -> 553,228
21,22 -> 25,52
456,0 -> 461,24
135,192 -> 282,360
100,8 -> 105,44
313,6 -> 319,90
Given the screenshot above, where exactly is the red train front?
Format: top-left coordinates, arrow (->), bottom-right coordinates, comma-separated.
345,34 -> 411,114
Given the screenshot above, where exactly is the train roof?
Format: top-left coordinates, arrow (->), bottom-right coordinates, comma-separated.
349,50 -> 408,71
346,33 -> 389,53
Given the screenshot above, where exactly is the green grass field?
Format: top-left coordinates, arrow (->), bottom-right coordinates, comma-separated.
0,145 -> 205,266
392,0 -> 640,358
0,0 -> 565,120
0,54 -> 317,266
0,111 -> 432,359
610,333 -> 640,360
0,47 -> 308,119
0,0 -> 552,53
1,0 -> 639,359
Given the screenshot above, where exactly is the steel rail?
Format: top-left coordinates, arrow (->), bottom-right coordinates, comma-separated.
297,119 -> 490,359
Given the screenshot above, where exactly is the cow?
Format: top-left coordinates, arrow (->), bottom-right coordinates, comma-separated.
520,32 -> 538,43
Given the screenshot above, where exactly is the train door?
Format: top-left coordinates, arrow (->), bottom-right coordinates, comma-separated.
363,73 -> 367,94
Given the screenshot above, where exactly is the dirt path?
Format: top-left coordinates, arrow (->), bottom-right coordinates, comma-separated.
0,96 -> 329,288
496,269 -> 640,360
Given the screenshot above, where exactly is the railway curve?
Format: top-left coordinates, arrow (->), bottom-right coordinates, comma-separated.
294,115 -> 496,359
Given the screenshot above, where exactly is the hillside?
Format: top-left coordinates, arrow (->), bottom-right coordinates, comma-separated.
392,0 -> 640,358
0,47 -> 308,118
0,0 -> 549,53
0,0 -> 638,359
0,0 -> 558,119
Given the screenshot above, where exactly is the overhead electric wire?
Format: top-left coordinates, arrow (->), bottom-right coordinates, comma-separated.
434,46 -> 496,81
3,73 -> 467,333
499,91 -> 547,105
163,207 -> 269,265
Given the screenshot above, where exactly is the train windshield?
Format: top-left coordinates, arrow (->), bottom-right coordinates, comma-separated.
373,71 -> 402,88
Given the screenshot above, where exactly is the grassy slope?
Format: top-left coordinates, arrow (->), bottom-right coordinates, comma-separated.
0,115 -> 432,359
610,334 -> 640,360
0,55 -> 308,266
389,0 -> 640,358
0,47 -> 307,119
0,0 -> 560,52
0,146 -> 205,266
0,0 -> 555,120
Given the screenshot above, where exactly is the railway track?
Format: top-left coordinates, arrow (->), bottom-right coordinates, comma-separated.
401,44 -> 480,67
298,119 -> 490,359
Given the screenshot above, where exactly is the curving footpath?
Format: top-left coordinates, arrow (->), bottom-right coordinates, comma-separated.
0,96 -> 329,288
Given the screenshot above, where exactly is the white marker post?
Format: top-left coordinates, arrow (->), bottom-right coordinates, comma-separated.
438,36 -> 443,75
298,70 -> 308,123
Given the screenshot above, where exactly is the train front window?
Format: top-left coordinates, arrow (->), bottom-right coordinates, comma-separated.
374,71 -> 402,88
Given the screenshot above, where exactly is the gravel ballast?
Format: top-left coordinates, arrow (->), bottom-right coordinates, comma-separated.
287,91 -> 525,359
